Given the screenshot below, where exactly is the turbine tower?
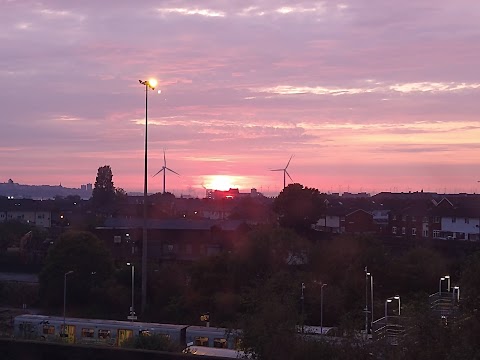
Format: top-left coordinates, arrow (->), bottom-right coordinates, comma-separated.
271,155 -> 294,189
153,150 -> 180,194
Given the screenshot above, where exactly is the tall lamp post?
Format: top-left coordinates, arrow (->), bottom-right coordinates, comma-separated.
63,270 -> 74,336
300,282 -> 305,334
320,283 -> 327,336
139,78 -> 157,314
127,263 -> 136,321
365,269 -> 374,334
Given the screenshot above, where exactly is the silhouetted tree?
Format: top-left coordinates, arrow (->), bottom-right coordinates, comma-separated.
92,165 -> 116,208
273,183 -> 326,233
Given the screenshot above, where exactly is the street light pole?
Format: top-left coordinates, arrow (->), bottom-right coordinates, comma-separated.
301,282 -> 305,334
127,263 -> 135,321
365,267 -> 369,336
320,283 -> 327,335
139,78 -> 157,315
394,295 -> 401,316
63,270 -> 74,336
370,274 -> 374,329
384,299 -> 392,324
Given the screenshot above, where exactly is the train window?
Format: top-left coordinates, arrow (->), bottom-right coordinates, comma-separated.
214,338 -> 228,348
195,336 -> 209,347
42,325 -> 55,335
139,330 -> 151,336
82,328 -> 95,338
98,330 -> 111,339
156,333 -> 170,340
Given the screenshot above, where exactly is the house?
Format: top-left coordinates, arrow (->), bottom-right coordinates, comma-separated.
0,198 -> 52,228
95,218 -> 249,264
313,200 -> 377,234
432,197 -> 480,241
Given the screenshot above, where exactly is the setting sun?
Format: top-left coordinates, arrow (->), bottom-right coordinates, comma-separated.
204,175 -> 236,191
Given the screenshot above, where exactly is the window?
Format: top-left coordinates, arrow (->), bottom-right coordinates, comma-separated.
433,230 -> 440,238
98,330 -> 111,339
452,217 -> 456,223
402,215 -> 407,221
392,226 -> 397,234
423,217 -> 428,223
195,336 -> 209,346
392,215 -> 397,220
412,228 -> 417,236
401,227 -> 405,235
113,236 -> 121,244
434,217 -> 440,223
43,325 -> 55,335
214,338 -> 228,348
465,218 -> 469,224
82,328 -> 95,338
139,330 -> 151,336
423,229 -> 428,237
411,216 -> 416,222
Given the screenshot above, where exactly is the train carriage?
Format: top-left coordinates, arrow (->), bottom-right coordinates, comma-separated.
14,314 -> 242,355
14,314 -> 188,347
185,325 -> 241,350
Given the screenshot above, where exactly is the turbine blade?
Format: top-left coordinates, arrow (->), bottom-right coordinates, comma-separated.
285,154 -> 294,169
270,169 -> 284,172
152,168 -> 165,177
166,167 -> 180,176
285,170 -> 293,182
163,149 -> 166,167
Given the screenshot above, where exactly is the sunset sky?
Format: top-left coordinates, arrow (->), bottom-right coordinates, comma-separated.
1,0 -> 479,197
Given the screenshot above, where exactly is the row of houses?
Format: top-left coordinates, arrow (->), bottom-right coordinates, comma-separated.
315,193 -> 480,241
0,198 -> 54,228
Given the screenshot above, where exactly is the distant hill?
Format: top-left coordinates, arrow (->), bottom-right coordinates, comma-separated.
0,180 -> 91,200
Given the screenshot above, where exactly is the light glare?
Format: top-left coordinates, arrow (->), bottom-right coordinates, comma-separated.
148,79 -> 158,88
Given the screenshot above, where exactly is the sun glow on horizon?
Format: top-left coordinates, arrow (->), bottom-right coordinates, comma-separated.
204,175 -> 239,191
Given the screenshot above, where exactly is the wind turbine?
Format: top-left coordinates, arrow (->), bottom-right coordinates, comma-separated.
271,155 -> 294,189
153,150 -> 180,194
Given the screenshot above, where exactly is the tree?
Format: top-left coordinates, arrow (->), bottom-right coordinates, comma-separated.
38,231 -> 114,307
460,251 -> 480,311
273,183 -> 326,233
92,165 -> 116,208
240,271 -> 302,360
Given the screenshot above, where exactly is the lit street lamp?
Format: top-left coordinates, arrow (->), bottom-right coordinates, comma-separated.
139,78 -> 157,314
452,286 -> 460,303
439,275 -> 450,294
384,296 -> 400,323
63,270 -> 74,337
127,263 -> 136,321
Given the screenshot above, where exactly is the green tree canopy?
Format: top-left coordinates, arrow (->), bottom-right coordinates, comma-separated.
38,231 -> 114,307
273,183 -> 326,233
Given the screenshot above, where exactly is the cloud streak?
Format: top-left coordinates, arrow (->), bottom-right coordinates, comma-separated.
0,0 -> 479,195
